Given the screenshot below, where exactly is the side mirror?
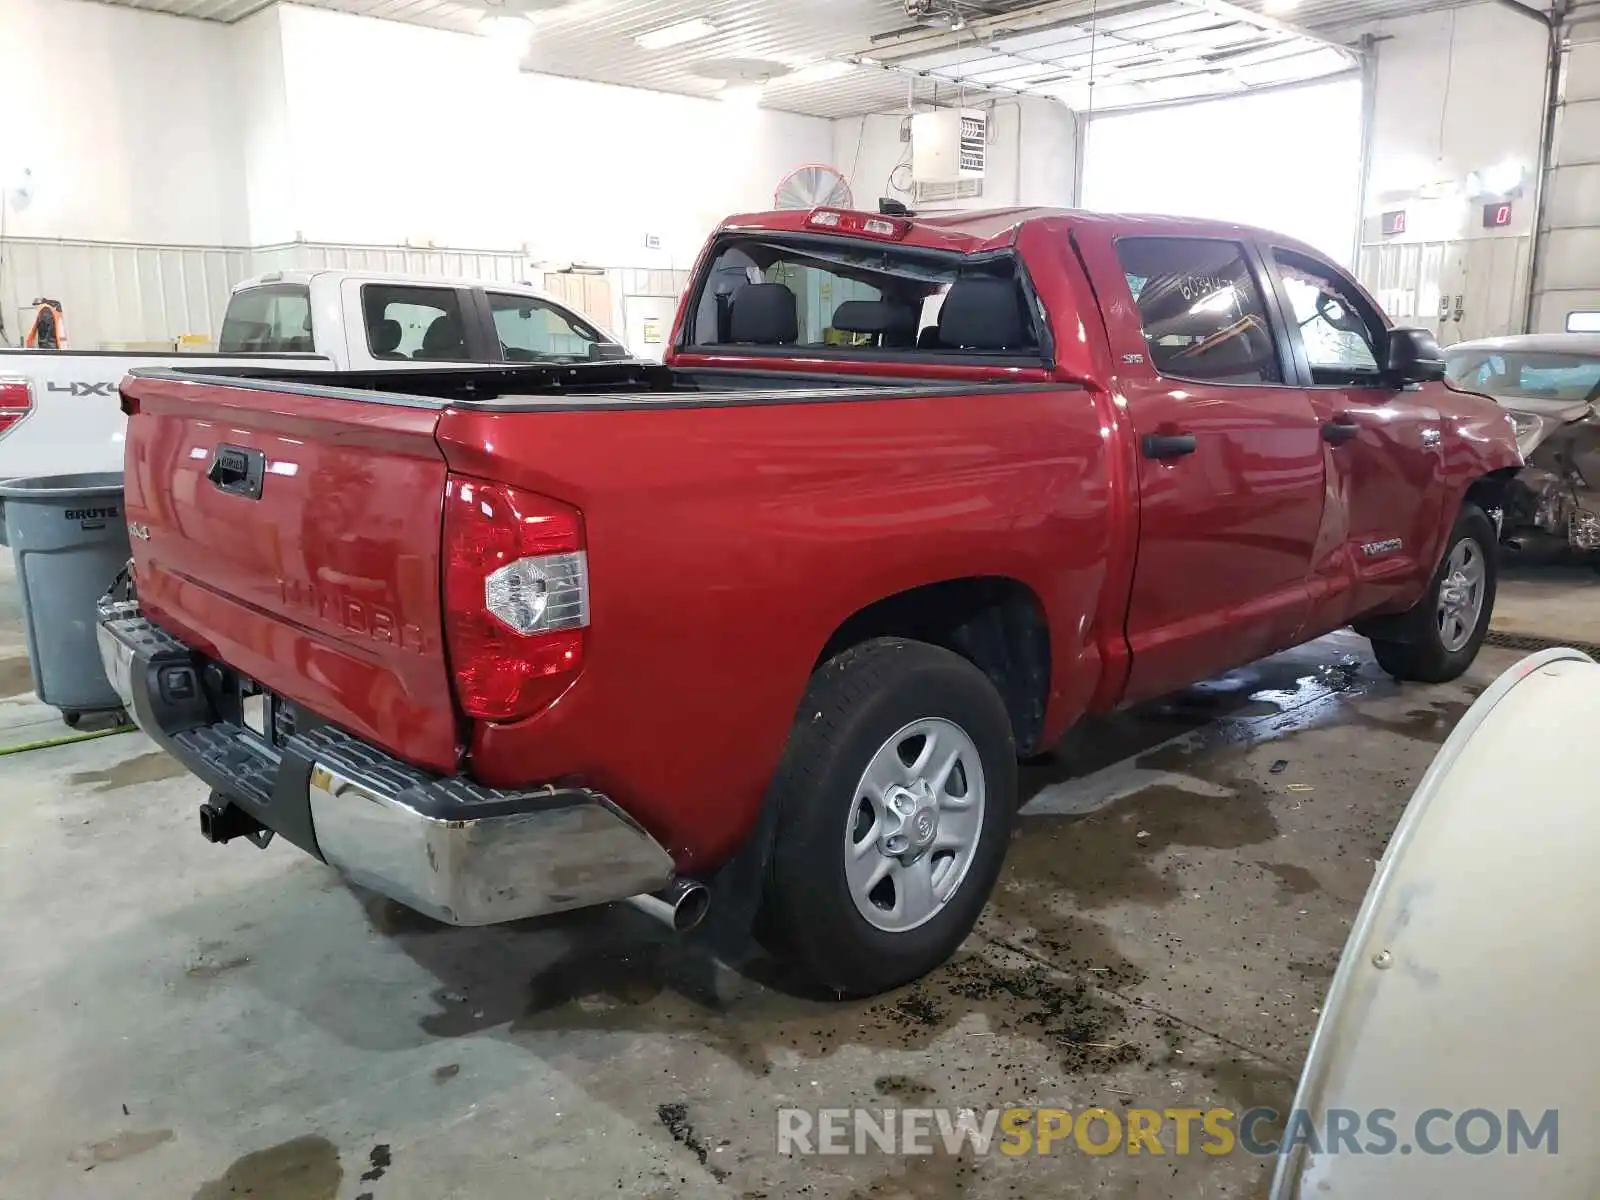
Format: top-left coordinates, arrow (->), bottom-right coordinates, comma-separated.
1384,327 -> 1447,385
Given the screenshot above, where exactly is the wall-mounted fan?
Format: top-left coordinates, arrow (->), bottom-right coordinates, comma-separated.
774,164 -> 853,210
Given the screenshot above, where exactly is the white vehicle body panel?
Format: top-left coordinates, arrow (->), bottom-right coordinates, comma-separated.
0,270 -> 623,479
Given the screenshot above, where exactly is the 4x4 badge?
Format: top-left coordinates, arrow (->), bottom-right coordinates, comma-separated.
128,522 -> 151,541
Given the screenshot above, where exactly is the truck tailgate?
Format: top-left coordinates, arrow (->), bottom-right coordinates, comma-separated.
122,373 -> 459,772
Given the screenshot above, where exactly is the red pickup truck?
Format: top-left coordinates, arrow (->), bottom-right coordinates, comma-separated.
98,206 -> 1521,996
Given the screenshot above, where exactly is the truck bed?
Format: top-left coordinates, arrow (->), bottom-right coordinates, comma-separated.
149,359 -> 1016,409
119,360 -> 1099,865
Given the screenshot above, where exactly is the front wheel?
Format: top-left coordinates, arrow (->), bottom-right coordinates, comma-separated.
760,638 -> 1017,997
1368,503 -> 1497,683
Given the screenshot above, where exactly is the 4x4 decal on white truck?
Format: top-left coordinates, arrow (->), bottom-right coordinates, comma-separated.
47,381 -> 117,397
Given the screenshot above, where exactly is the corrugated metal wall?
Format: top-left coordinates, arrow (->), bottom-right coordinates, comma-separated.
0,238 -> 528,350
1358,236 -> 1532,345
0,238 -> 251,351
249,242 -> 526,285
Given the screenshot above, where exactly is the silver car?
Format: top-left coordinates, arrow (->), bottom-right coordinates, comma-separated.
1444,333 -> 1600,562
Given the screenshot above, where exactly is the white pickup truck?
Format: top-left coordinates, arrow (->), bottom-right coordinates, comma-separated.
0,269 -> 629,478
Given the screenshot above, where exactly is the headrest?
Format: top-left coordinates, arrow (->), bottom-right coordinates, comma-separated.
937,278 -> 1031,351
832,300 -> 917,338
421,315 -> 461,353
372,319 -> 403,354
729,283 -> 798,345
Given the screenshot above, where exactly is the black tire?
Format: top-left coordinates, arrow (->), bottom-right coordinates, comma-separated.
62,710 -> 81,729
1368,503 -> 1497,683
761,638 -> 1017,997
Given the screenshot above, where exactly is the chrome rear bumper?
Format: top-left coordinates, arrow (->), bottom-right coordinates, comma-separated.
95,602 -> 675,925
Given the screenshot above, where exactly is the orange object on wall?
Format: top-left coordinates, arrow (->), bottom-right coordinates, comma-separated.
23,299 -> 65,349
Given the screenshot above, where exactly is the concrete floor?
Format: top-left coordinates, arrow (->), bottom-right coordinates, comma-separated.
0,558 -> 1591,1200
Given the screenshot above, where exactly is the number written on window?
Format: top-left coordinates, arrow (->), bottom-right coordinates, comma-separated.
1116,238 -> 1282,385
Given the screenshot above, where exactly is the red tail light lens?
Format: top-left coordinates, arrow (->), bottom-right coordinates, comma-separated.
442,473 -> 589,722
0,378 -> 32,437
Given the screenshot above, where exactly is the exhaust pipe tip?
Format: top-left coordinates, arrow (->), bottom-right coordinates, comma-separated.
626,879 -> 710,934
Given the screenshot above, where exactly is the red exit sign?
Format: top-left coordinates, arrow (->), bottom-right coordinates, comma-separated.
1482,201 -> 1514,228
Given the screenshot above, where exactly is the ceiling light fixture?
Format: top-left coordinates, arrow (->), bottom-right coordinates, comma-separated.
636,17 -> 716,50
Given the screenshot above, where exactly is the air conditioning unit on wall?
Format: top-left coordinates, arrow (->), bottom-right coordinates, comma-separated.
910,108 -> 987,186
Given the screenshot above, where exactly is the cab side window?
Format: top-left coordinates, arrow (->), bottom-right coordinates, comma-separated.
488,293 -> 605,361
1270,249 -> 1383,384
218,285 -> 313,354
1115,238 -> 1282,385
361,284 -> 469,362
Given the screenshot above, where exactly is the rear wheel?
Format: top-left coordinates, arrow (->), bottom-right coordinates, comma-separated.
761,639 -> 1016,997
1368,504 -> 1497,683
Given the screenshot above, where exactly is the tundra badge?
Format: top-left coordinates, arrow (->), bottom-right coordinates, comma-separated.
1361,537 -> 1403,557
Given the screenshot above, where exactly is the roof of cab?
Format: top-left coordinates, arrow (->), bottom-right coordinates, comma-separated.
717,206 -> 1324,257
231,268 -> 552,295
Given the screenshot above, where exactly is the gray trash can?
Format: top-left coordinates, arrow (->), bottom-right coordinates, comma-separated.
0,472 -> 131,723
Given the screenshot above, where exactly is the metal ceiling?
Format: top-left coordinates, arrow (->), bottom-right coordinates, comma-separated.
98,0 -> 1475,117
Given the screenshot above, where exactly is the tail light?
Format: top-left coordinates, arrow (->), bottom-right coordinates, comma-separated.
0,378 -> 32,438
442,473 -> 589,722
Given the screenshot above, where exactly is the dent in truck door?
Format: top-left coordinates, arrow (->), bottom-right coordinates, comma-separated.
1085,232 -> 1328,703
1263,246 -> 1444,627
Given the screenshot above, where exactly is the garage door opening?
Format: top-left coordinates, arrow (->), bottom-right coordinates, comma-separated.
1081,77 -> 1365,264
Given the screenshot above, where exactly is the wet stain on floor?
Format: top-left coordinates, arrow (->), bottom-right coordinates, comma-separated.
1008,748 -> 1280,909
69,751 -> 186,793
1260,862 -> 1322,899
192,1135 -> 342,1200
70,1128 -> 174,1166
361,894 -> 449,937
0,654 -> 33,698
1194,1054 -> 1299,1140
468,906 -> 1151,1079
1350,699 -> 1471,744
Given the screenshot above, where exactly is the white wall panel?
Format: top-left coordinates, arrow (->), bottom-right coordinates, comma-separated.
1539,226 -> 1600,290
0,0 -> 246,245
273,5 -> 833,267
0,239 -> 538,349
1534,286 -> 1600,332
1542,160 -> 1600,229
1085,78 -> 1362,262
252,243 -> 527,283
